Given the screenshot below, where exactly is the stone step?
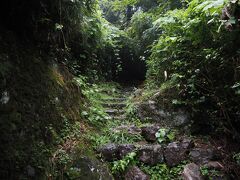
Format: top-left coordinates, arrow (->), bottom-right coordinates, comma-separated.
98,143 -> 164,166
110,114 -> 126,120
98,144 -> 136,161
111,125 -> 142,135
102,102 -> 126,109
103,97 -> 127,102
105,109 -> 125,116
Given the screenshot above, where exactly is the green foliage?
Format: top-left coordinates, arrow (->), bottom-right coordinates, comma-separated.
141,163 -> 169,180
75,77 -> 112,126
109,131 -> 143,144
112,0 -> 138,11
125,99 -> 138,119
99,22 -> 137,79
2,0 -> 240,178
233,152 -> 240,165
65,167 -> 82,179
155,128 -> 176,144
111,152 -> 137,174
90,125 -> 143,148
141,162 -> 187,180
89,134 -> 111,149
200,166 -> 221,178
128,10 -> 153,40
144,0 -> 240,135
44,119 -> 87,178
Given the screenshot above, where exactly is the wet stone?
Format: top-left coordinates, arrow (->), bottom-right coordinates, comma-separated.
164,138 -> 193,167
112,125 -> 142,135
118,144 -> 136,159
98,144 -> 136,161
72,157 -> 113,180
182,163 -> 203,180
98,144 -> 119,161
124,166 -> 150,180
189,148 -> 215,165
141,125 -> 160,142
205,161 -> 224,170
26,165 -> 35,177
138,145 -> 164,166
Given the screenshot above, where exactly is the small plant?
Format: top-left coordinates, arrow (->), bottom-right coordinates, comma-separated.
108,131 -> 143,144
141,163 -> 169,180
65,167 -> 81,179
53,149 -> 72,169
89,134 -> 110,149
155,128 -> 175,143
141,162 -> 187,180
111,152 -> 137,174
169,163 -> 187,178
86,106 -> 110,125
200,166 -> 209,176
125,100 -> 137,116
200,166 -> 221,178
233,152 -> 240,165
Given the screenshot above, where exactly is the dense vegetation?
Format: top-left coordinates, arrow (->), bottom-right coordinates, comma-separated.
145,0 -> 240,137
0,0 -> 240,179
97,0 -> 240,136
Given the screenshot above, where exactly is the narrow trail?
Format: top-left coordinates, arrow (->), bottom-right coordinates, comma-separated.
102,86 -> 133,121
91,83 -> 230,180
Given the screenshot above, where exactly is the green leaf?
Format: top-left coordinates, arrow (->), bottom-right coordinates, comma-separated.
80,54 -> 87,59
232,83 -> 240,89
167,131 -> 175,141
229,17 -> 236,24
55,23 -> 63,30
81,111 -> 88,116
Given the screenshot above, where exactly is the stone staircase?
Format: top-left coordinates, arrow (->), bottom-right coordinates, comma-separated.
96,86 -> 225,180
101,89 -> 130,121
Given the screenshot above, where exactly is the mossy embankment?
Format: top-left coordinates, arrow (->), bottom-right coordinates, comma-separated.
0,33 -> 92,178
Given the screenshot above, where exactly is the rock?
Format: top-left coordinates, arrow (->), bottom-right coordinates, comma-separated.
118,144 -> 136,159
205,161 -> 224,170
0,91 -> 10,104
72,157 -> 113,180
164,139 -> 193,167
98,144 -> 136,161
181,138 -> 194,149
112,125 -> 142,135
102,102 -> 126,109
189,148 -> 215,165
135,100 -> 190,127
133,88 -> 143,98
141,125 -> 160,142
127,126 -> 142,135
98,144 -> 119,161
136,101 -> 163,122
182,163 -> 203,180
211,175 -> 228,180
138,145 -> 164,166
172,110 -> 190,127
105,109 -> 124,116
26,165 -> 35,177
125,166 -> 150,180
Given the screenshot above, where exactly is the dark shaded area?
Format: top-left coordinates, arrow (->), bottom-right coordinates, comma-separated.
0,1 -> 89,178
111,47 -> 147,85
0,0 -> 57,40
117,58 -> 146,85
0,37 -> 85,180
0,34 -> 84,178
